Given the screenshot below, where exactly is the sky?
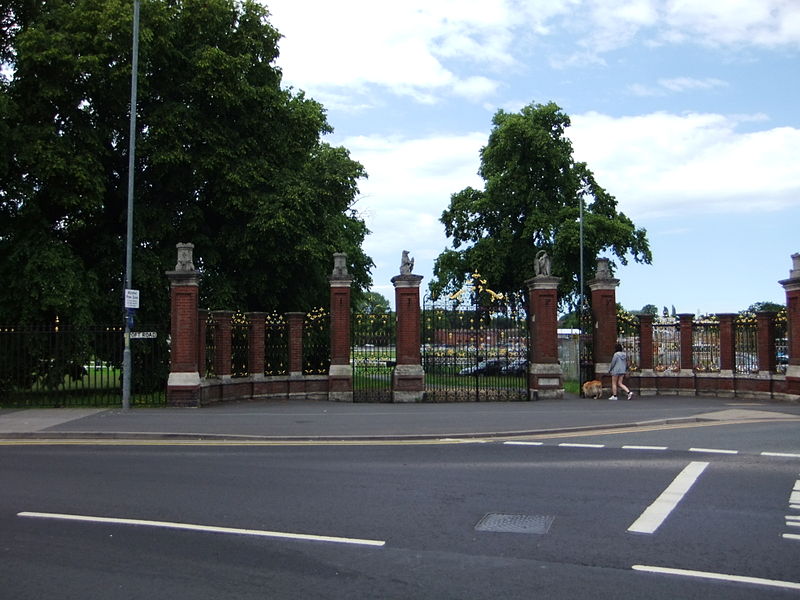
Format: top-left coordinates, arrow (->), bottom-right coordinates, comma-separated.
262,0 -> 800,315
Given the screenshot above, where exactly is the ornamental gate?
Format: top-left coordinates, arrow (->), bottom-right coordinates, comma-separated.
351,312 -> 396,402
422,290 -> 530,402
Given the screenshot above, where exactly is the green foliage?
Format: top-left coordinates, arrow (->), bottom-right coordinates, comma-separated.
355,291 -> 391,315
430,101 -> 651,310
745,301 -> 785,314
640,304 -> 658,316
0,0 -> 372,328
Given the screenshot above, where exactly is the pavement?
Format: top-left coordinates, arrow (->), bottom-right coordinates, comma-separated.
1,394 -> 799,441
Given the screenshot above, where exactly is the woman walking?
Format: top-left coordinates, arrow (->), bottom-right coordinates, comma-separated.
609,343 -> 633,400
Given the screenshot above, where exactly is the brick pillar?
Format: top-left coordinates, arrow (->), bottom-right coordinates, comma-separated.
211,310 -> 233,379
198,309 -> 208,378
329,252 -> 354,402
714,313 -> 736,398
638,315 -> 654,371
678,314 -> 694,374
588,259 -> 619,378
391,272 -> 424,403
525,275 -> 563,399
286,312 -> 305,376
756,312 -> 777,375
166,243 -> 201,406
779,253 -> 800,399
247,312 -> 266,377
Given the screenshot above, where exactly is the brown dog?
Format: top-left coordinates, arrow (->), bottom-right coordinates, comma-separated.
582,380 -> 603,399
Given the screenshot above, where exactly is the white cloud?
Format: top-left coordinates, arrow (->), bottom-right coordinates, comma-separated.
569,111 -> 800,218
628,77 -> 728,96
265,0 -> 799,104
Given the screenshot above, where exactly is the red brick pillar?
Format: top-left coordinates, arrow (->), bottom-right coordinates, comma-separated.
166,243 -> 201,406
779,253 -> 800,399
637,314 -> 655,396
198,309 -> 208,378
526,275 -> 563,399
718,314 -> 736,373
247,312 -> 266,376
676,313 -> 695,395
391,272 -> 424,403
678,314 -> 694,372
588,259 -> 619,380
638,315 -> 654,371
211,310 -> 233,379
329,253 -> 354,402
756,312 -> 777,375
286,312 -> 305,377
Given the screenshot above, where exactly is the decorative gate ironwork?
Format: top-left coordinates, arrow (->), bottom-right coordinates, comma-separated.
352,312 -> 396,402
578,303 -> 594,386
422,285 -> 530,402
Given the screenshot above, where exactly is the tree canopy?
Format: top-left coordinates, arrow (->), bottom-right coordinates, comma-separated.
430,101 -> 651,310
0,0 -> 372,327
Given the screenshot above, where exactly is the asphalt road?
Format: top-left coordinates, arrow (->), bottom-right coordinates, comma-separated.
2,432 -> 799,599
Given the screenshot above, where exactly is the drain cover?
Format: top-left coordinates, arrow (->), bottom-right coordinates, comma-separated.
475,513 -> 555,534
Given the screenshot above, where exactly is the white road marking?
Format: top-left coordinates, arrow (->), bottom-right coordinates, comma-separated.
689,448 -> 738,455
791,491 -> 800,504
17,511 -> 385,547
558,443 -> 605,448
622,445 -> 668,451
628,461 -> 709,534
761,452 -> 800,458
784,533 -> 800,541
504,441 -> 543,446
632,565 -> 800,591
787,515 -> 800,521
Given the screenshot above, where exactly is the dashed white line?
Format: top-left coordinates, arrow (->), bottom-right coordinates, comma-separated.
558,443 -> 605,448
622,445 -> 668,451
761,452 -> 800,458
689,447 -> 738,455
628,461 -> 709,534
17,511 -> 386,547
632,565 -> 800,591
503,441 -> 543,446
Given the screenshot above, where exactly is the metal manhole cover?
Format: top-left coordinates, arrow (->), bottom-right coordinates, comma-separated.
475,513 -> 555,534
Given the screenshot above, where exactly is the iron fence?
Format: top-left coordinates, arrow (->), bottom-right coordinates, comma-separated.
0,321 -> 167,407
304,308 -> 330,375
735,315 -> 759,374
653,318 -> 680,372
422,297 -> 529,402
352,312 -> 396,402
265,312 -> 288,376
693,319 -> 720,372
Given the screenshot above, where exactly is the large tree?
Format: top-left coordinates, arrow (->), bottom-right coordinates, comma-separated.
431,101 -> 651,309
0,0 -> 372,327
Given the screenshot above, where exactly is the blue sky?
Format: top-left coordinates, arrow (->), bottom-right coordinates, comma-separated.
263,0 -> 799,314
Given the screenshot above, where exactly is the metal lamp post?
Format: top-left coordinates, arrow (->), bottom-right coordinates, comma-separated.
122,0 -> 140,410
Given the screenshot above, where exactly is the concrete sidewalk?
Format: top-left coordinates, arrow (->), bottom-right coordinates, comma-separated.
1,396 -> 799,441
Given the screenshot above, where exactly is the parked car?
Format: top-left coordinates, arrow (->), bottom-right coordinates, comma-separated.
500,358 -> 528,376
458,358 -> 508,376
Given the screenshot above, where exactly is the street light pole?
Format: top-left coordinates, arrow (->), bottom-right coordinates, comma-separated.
122,0 -> 140,410
578,195 -> 584,386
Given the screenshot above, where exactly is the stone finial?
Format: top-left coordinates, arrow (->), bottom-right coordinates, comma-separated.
790,253 -> 800,279
332,252 -> 349,278
175,243 -> 195,272
596,258 -> 612,280
534,250 -> 551,277
400,250 -> 414,275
